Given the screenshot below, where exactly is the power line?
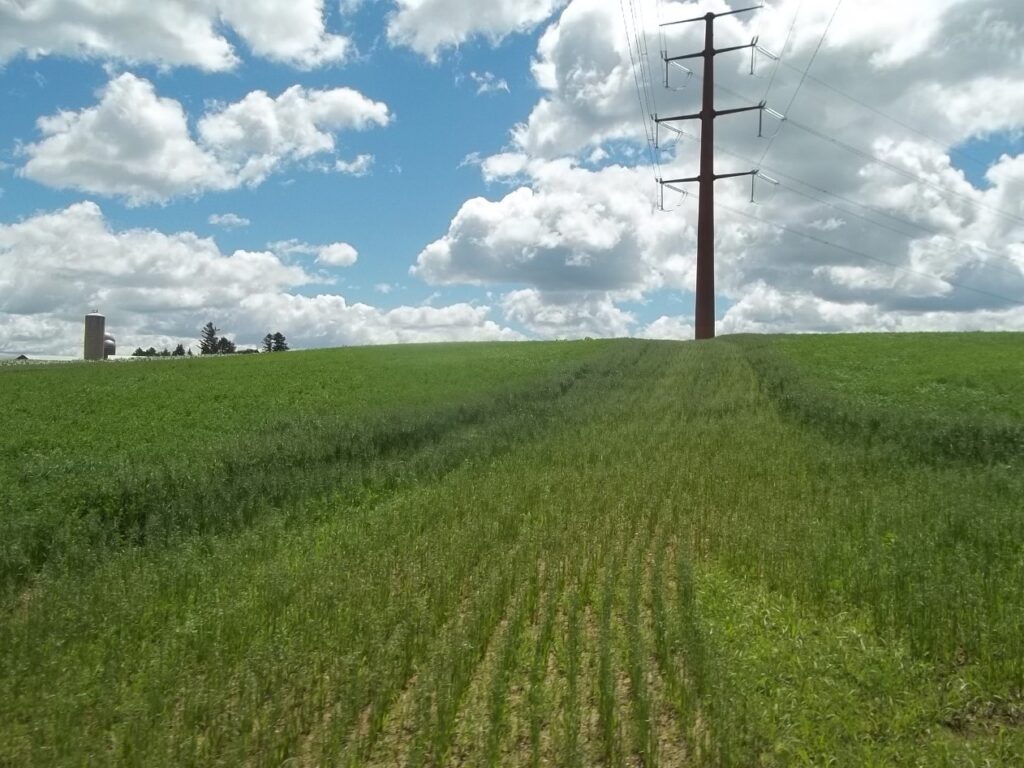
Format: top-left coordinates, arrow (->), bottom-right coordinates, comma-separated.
718,35 -> 995,177
633,0 -> 662,168
759,0 -> 803,104
766,180 -> 1024,283
711,197 -> 1024,309
656,4 -> 764,339
772,59 -> 993,172
620,0 -> 660,177
710,75 -> 1024,231
784,116 -> 1024,227
759,0 -> 842,166
663,184 -> 1024,309
666,126 -> 1024,281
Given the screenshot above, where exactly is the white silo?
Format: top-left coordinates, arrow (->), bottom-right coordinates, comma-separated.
103,332 -> 116,359
84,312 -> 106,360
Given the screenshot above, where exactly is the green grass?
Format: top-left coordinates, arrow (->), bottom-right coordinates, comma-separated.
772,332 -> 1024,419
739,332 -> 1024,464
2,335 -> 1022,765
0,341 -> 611,597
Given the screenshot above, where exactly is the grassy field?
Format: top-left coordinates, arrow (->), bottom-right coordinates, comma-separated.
2,334 -> 1022,765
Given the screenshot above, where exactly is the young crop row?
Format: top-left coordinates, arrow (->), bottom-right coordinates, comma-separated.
0,342 -> 613,601
736,333 -> 1024,465
3,337 -> 1022,765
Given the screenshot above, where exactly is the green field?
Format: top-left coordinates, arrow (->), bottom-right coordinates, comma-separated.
3,334 -> 1022,765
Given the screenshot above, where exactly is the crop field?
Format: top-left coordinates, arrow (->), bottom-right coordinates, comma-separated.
2,334 -> 1023,766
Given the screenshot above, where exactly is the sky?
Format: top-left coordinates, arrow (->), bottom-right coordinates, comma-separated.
1,0 -> 1023,355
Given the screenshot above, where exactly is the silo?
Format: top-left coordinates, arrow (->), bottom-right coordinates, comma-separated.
103,332 -> 116,359
84,312 -> 106,360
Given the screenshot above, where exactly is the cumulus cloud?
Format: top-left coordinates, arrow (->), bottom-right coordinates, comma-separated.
269,239 -> 359,267
469,71 -> 511,95
0,0 -> 350,71
414,158 -> 691,294
208,213 -> 251,229
335,154 -> 375,175
638,315 -> 695,340
234,294 -> 523,348
316,243 -> 360,267
20,74 -> 390,204
0,202 -> 520,355
502,289 -> 634,337
424,0 -> 1024,337
513,0 -> 1024,159
21,74 -> 231,204
387,0 -> 567,60
512,0 -> 642,157
197,86 -> 389,185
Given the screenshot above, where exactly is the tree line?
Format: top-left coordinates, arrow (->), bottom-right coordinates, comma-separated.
200,322 -> 289,354
131,324 -> 290,357
131,344 -> 189,357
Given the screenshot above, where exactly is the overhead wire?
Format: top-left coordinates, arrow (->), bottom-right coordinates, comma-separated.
717,25 -> 994,176
652,0 -> 1023,314
771,59 -> 993,173
713,197 -> 1024,308
632,0 -> 661,153
708,78 -> 1024,230
620,0 -> 661,180
765,180 -> 1024,282
783,116 -> 1024,227
758,0 -> 803,104
666,126 -> 1024,281
758,0 -> 842,166
669,186 -> 1024,309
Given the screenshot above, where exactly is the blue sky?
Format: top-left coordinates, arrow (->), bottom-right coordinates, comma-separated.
1,0 -> 1023,355
0,15 -> 544,313
952,133 -> 1024,189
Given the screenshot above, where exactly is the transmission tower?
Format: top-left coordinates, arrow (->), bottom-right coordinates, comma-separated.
655,4 -> 766,340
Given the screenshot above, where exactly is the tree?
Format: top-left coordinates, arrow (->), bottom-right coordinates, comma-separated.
216,336 -> 237,354
199,322 -> 220,355
262,334 -> 274,353
271,332 -> 289,352
131,347 -> 146,357
172,343 -> 186,356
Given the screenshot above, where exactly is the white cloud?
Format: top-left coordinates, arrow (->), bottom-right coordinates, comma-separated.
269,238 -> 359,267
480,152 -> 532,182
414,159 -> 688,294
0,201 -> 311,319
502,288 -> 634,337
419,0 -> 1024,337
233,294 -> 523,347
512,0 -> 641,157
335,154 -> 375,176
208,213 -> 251,229
638,315 -> 694,340
469,71 -> 511,95
719,283 -> 1024,335
0,0 -> 350,71
387,0 -> 567,60
20,74 -> 390,204
21,74 -> 231,205
317,242 -> 359,267
512,0 -> 1024,157
197,86 -> 389,185
0,202 -> 520,355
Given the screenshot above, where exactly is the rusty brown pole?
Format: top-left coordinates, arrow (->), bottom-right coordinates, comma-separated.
657,4 -> 762,340
695,12 -> 716,340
